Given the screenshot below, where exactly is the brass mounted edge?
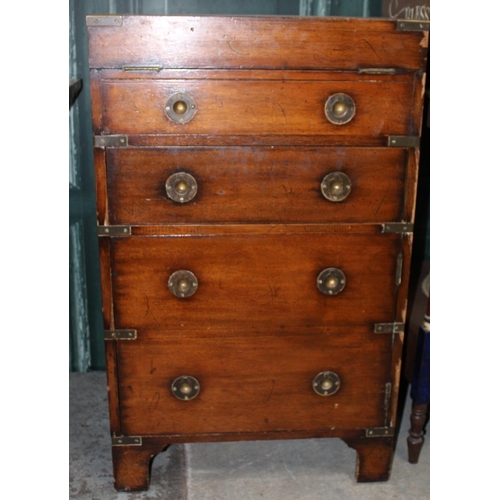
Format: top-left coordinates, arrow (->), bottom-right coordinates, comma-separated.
365,427 -> 395,438
396,20 -> 430,32
358,68 -> 397,75
94,135 -> 128,148
383,382 -> 392,426
112,436 -> 142,446
104,330 -> 137,340
381,222 -> 414,234
123,65 -> 163,72
387,135 -> 420,148
374,323 -> 405,334
97,225 -> 132,237
395,252 -> 403,287
87,15 -> 123,27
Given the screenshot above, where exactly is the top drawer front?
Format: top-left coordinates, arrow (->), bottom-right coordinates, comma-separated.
87,16 -> 428,72
99,76 -> 416,137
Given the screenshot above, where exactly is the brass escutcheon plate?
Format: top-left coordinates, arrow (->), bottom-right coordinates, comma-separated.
168,270 -> 199,298
317,267 -> 346,295
171,375 -> 200,401
321,171 -> 352,202
165,92 -> 197,124
165,172 -> 198,203
313,371 -> 341,396
325,93 -> 356,125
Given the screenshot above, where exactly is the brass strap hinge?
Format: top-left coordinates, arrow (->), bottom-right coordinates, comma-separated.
388,135 -> 420,148
87,15 -> 123,27
94,135 -> 128,148
122,65 -> 163,72
358,68 -> 397,75
396,20 -> 430,32
365,427 -> 395,438
381,223 -> 414,234
112,436 -> 142,446
395,252 -> 403,287
383,382 -> 392,426
104,330 -> 137,340
97,225 -> 132,237
374,323 -> 405,334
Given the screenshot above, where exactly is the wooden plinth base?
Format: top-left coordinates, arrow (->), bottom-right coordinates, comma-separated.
111,435 -> 395,491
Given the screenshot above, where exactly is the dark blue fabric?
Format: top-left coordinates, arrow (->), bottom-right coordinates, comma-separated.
410,325 -> 430,405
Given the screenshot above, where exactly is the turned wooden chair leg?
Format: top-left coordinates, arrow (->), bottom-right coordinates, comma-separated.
407,402 -> 429,464
407,295 -> 430,464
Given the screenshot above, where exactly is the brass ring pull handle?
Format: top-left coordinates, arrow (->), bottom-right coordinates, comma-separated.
165,92 -> 197,123
171,375 -> 200,401
317,267 -> 346,295
168,270 -> 198,298
321,172 -> 352,202
313,371 -> 341,396
165,172 -> 198,203
325,93 -> 356,125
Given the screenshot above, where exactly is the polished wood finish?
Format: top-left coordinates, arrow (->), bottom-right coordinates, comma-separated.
106,147 -> 408,225
98,76 -> 416,137
407,403 -> 428,464
117,332 -> 391,435
343,437 -> 395,482
87,16 -> 428,71
111,233 -> 400,332
88,15 -> 428,491
112,441 -> 170,492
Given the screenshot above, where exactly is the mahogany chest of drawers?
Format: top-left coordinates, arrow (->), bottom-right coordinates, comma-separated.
87,15 -> 429,491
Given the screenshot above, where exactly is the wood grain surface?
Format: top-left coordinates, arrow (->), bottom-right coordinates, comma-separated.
110,233 -> 400,332
99,76 -> 416,137
106,147 -> 408,224
87,16 -> 428,71
87,15 -> 428,489
117,331 -> 392,435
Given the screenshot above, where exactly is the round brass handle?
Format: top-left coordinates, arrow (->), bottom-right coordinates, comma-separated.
165,92 -> 197,124
165,172 -> 198,203
171,375 -> 200,401
313,371 -> 341,396
317,268 -> 346,295
168,270 -> 198,298
321,172 -> 352,202
325,93 -> 356,125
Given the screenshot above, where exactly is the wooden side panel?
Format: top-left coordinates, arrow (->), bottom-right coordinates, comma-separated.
110,233 -> 400,333
116,331 -> 392,435
99,237 -> 121,434
87,16 -> 428,71
100,77 -> 415,137
106,147 -> 408,225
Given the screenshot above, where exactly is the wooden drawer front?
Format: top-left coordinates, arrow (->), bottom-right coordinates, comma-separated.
117,332 -> 391,436
107,147 -> 407,225
99,77 -> 416,137
111,233 -> 400,333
